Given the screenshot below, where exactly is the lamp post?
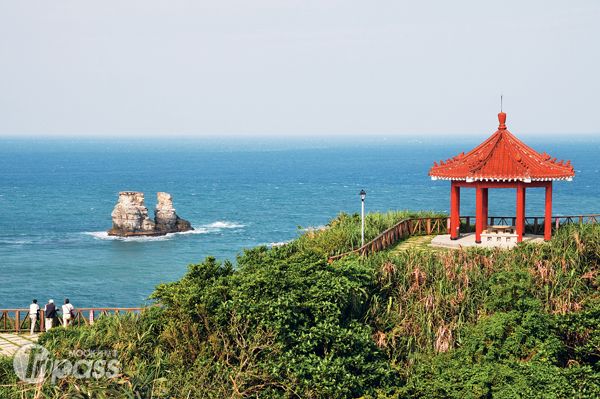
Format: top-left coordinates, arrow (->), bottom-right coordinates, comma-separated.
360,189 -> 366,247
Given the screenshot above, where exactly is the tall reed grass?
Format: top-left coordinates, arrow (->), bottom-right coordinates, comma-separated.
349,224 -> 599,365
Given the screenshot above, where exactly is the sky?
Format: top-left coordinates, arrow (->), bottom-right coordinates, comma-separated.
0,1 -> 599,137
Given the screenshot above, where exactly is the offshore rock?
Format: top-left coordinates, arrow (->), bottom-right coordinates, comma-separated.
107,192 -> 155,236
107,192 -> 193,236
154,192 -> 193,234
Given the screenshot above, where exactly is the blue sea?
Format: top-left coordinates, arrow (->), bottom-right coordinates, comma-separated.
1,136 -> 598,309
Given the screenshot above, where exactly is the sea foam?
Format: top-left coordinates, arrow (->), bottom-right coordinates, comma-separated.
84,220 -> 245,241
202,221 -> 245,229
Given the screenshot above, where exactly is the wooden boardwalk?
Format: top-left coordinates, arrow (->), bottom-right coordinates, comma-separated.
0,333 -> 38,357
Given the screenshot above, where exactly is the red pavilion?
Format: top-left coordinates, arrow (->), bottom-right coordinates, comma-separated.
429,112 -> 574,244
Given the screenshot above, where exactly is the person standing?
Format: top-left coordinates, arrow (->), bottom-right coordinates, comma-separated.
62,298 -> 74,328
44,299 -> 56,331
28,299 -> 39,335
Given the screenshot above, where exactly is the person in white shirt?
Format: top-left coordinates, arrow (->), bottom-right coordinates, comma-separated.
44,299 -> 57,331
62,298 -> 75,328
29,299 -> 40,334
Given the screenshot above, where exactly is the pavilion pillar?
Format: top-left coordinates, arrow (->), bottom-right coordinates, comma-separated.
482,188 -> 489,231
475,185 -> 484,244
450,181 -> 460,240
516,183 -> 525,243
544,182 -> 553,241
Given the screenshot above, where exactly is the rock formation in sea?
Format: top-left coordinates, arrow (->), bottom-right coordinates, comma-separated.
107,191 -> 193,236
154,192 -> 193,234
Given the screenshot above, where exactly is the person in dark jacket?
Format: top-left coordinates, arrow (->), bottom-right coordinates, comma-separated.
44,299 -> 57,331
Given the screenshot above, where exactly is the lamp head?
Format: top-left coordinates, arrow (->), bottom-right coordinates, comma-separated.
359,189 -> 366,200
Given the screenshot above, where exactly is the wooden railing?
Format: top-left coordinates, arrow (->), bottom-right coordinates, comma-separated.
459,214 -> 599,235
0,307 -> 143,333
328,216 -> 448,263
328,214 -> 599,263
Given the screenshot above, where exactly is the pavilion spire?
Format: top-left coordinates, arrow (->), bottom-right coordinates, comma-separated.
498,111 -> 507,130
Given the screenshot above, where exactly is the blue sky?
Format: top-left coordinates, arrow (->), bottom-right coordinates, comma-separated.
0,1 -> 598,137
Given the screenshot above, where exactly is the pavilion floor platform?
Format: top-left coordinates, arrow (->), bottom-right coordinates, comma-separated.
430,233 -> 544,250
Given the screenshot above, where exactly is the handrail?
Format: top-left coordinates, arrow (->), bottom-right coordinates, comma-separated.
0,307 -> 144,333
328,216 -> 448,263
0,307 -> 143,312
327,214 -> 599,263
461,214 -> 600,219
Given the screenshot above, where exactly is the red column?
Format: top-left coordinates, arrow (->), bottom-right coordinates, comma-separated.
544,182 -> 553,241
475,185 -> 483,243
482,188 -> 489,231
516,183 -> 525,243
522,186 -> 526,236
450,181 -> 460,240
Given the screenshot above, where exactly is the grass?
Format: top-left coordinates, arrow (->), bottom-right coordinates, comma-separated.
389,235 -> 441,254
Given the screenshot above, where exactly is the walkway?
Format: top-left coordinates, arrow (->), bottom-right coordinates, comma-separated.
0,333 -> 38,357
390,235 -> 435,254
431,233 -> 544,249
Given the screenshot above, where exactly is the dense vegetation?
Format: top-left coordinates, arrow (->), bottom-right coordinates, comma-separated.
1,211 -> 598,398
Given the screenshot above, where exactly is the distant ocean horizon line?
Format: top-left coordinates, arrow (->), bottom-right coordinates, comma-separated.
1,132 -> 599,140
1,134 -> 598,155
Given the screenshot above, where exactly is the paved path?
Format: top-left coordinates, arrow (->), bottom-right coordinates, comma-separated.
0,333 -> 39,357
390,235 -> 437,254
430,233 -> 544,249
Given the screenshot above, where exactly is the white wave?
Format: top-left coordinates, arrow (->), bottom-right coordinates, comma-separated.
201,221 -> 245,229
0,239 -> 33,245
83,221 -> 244,242
176,228 -> 209,235
83,231 -> 171,241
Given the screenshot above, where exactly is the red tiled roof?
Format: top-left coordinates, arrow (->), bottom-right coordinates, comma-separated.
429,113 -> 575,182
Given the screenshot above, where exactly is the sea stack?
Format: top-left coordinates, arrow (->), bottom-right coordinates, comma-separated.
108,192 -> 193,236
154,192 -> 193,234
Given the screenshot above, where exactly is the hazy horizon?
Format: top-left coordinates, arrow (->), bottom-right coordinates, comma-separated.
1,1 -> 599,138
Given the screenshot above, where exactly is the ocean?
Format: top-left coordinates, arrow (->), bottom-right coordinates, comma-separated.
1,136 -> 598,309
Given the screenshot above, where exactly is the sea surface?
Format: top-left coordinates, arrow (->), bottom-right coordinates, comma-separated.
1,136 -> 598,309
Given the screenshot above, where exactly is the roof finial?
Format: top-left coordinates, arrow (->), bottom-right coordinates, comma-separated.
497,94 -> 507,130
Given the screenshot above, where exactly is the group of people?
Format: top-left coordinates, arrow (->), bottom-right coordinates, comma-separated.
28,298 -> 75,334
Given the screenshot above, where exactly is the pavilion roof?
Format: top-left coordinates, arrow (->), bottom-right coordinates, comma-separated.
428,112 -> 575,182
